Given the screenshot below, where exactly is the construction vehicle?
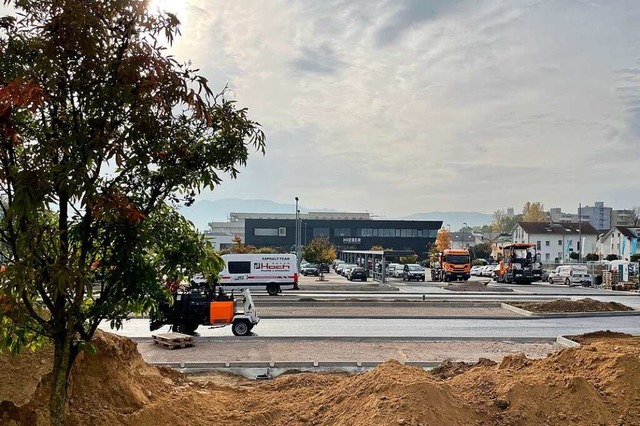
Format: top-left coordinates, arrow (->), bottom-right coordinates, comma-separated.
150,278 -> 259,336
494,243 -> 541,284
430,249 -> 471,282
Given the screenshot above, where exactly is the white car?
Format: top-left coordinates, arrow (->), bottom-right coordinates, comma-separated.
386,263 -> 401,276
470,265 -> 484,276
481,265 -> 495,277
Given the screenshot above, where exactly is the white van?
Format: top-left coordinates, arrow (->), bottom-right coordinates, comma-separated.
548,265 -> 591,286
219,254 -> 299,296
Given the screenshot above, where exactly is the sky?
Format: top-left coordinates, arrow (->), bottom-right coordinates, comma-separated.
6,0 -> 640,216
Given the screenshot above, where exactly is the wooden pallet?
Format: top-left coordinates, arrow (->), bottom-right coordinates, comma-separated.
152,332 -> 195,350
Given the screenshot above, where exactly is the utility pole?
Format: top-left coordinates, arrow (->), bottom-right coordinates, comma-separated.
294,197 -> 301,271
579,202 -> 582,263
293,197 -> 299,261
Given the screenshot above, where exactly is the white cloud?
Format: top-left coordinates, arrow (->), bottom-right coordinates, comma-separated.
162,1 -> 640,213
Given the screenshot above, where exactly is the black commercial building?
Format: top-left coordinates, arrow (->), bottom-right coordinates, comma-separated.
244,218 -> 442,259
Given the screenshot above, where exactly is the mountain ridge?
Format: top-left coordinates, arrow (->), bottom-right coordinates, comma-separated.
179,199 -> 492,231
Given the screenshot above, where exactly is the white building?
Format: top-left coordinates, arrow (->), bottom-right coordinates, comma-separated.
510,222 -> 599,263
597,227 -> 640,260
579,201 -> 612,231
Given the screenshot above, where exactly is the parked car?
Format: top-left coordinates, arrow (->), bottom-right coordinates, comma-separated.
335,263 -> 347,274
341,264 -> 357,277
348,267 -> 368,281
403,264 -> 426,281
548,265 -> 591,286
392,265 -> 406,278
481,265 -> 495,278
386,263 -> 401,276
318,263 -> 330,274
333,260 -> 345,271
470,265 -> 484,276
301,264 -> 319,276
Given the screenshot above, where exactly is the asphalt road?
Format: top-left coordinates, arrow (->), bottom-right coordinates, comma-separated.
102,316 -> 640,339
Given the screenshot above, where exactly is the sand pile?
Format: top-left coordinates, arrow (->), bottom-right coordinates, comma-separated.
2,331 -> 640,425
512,298 -> 633,312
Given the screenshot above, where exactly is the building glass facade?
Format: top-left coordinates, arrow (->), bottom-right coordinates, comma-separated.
244,218 -> 442,259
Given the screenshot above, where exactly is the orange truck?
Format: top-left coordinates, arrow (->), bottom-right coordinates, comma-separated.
494,243 -> 541,284
430,249 -> 471,282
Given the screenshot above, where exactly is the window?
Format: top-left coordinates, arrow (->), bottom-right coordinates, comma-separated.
278,227 -> 286,236
334,228 -> 351,237
545,253 -> 550,260
558,240 -> 562,246
545,241 -> 550,246
361,228 -> 372,237
228,261 -> 251,274
395,229 -> 401,237
373,229 -> 379,237
418,230 -> 423,237
401,229 -> 411,237
254,228 -> 278,236
313,228 -> 329,237
536,241 -> 541,250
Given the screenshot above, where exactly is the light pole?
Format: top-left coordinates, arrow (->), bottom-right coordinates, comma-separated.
294,197 -> 301,270
294,197 -> 299,255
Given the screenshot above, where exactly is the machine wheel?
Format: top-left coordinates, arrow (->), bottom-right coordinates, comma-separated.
232,319 -> 251,336
173,322 -> 196,335
548,277 -> 553,284
565,278 -> 571,286
267,284 -> 280,296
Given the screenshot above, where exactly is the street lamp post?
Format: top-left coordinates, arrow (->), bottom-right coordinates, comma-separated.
294,197 -> 301,271
295,196 -> 299,256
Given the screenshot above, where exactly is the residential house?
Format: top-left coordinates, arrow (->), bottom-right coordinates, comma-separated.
597,226 -> 640,260
510,222 -> 599,263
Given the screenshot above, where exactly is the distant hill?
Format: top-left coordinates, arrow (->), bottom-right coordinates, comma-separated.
180,199 -> 493,232
400,211 -> 493,231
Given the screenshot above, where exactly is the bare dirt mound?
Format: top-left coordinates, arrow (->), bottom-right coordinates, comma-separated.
3,331 -> 640,425
445,281 -> 513,292
0,331 -> 181,425
431,358 -> 497,380
511,298 -> 634,313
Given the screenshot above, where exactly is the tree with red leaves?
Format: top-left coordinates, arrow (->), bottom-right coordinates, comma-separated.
0,1 -> 264,424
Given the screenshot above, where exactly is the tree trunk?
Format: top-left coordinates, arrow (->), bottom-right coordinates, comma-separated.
50,333 -> 73,426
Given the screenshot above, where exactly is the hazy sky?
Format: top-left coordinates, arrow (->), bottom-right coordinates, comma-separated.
6,1 -> 640,215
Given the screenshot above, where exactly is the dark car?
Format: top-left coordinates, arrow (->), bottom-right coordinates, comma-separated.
348,267 -> 368,281
403,264 -> 426,281
301,264 -> 320,276
319,263 -> 330,273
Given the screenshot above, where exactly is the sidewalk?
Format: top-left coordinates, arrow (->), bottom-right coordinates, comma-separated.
137,338 -> 559,365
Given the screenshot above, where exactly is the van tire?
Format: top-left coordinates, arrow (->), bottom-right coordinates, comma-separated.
565,278 -> 571,286
232,320 -> 251,336
267,284 -> 280,296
